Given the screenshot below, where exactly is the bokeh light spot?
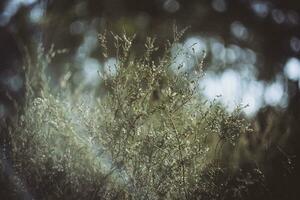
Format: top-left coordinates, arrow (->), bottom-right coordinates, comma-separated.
83,58 -> 101,86
104,57 -> 117,76
251,1 -> 270,18
290,37 -> 300,52
264,80 -> 285,106
287,10 -> 299,25
163,0 -> 180,13
29,3 -> 45,23
0,0 -> 37,26
284,57 -> 300,81
272,9 -> 285,24
212,0 -> 227,13
230,21 -> 249,41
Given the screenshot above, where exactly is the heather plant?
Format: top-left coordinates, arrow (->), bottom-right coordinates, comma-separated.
7,28 -> 256,199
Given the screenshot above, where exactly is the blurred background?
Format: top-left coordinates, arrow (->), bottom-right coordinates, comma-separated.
0,0 -> 299,199
1,0 -> 299,115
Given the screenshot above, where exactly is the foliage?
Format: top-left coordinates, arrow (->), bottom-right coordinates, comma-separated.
5,28 -> 259,200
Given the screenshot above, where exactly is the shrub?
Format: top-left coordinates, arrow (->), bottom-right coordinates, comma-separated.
7,28 -> 254,199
